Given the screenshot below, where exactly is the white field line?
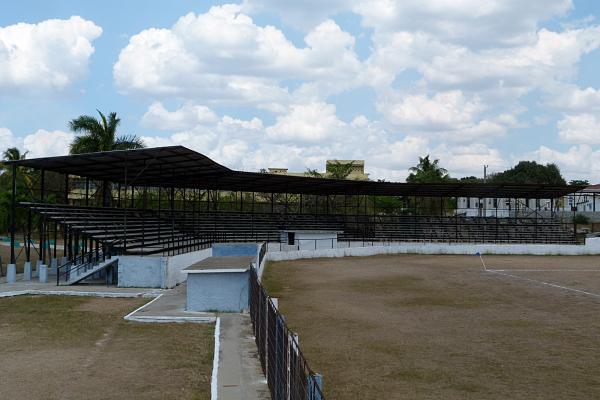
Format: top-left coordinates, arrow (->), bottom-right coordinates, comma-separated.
0,289 -> 157,299
123,293 -> 164,320
211,317 -> 221,400
489,269 -> 600,272
486,269 -> 600,298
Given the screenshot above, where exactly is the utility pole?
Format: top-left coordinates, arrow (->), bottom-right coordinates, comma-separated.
483,165 -> 489,217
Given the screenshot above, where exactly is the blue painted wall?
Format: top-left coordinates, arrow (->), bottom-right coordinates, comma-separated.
186,271 -> 249,312
212,243 -> 258,258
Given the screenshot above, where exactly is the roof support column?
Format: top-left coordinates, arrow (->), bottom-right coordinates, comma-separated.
9,163 -> 17,265
85,177 -> 89,206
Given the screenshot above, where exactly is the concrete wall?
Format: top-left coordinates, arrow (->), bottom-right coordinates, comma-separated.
165,248 -> 212,288
212,243 -> 258,257
186,271 -> 249,312
118,248 -> 212,288
118,256 -> 163,288
266,237 -> 600,261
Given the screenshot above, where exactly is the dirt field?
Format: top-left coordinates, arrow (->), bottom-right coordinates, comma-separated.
0,296 -> 213,400
264,254 -> 600,399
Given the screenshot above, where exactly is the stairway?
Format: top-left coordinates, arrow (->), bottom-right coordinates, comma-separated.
56,252 -> 118,285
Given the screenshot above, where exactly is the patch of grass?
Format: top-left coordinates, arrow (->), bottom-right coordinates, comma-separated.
392,294 -> 485,308
490,319 -> 537,328
0,295 -> 213,400
347,274 -> 425,293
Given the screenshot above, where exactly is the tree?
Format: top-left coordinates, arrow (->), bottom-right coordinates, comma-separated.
306,168 -> 323,178
2,147 -> 28,162
69,110 -> 145,154
490,161 -> 565,185
569,179 -> 589,186
326,161 -> 355,179
406,155 -> 450,183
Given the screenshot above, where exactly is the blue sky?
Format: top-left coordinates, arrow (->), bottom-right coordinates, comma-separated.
1,0 -> 600,182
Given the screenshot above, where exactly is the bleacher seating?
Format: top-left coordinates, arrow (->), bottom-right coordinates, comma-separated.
21,202 -> 577,258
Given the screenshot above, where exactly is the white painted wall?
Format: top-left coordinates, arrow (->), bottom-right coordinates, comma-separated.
266,237 -> 600,261
165,247 -> 212,288
118,247 -> 213,289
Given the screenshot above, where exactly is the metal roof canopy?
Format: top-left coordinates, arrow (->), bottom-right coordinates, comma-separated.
9,146 -> 582,198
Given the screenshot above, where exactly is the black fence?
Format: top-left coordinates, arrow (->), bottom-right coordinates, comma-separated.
249,266 -> 324,400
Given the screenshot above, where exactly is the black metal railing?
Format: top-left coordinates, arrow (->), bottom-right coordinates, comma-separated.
56,248 -> 114,285
249,266 -> 324,400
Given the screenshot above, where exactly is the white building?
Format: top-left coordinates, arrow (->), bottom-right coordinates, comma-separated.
560,185 -> 600,213
457,197 -> 553,218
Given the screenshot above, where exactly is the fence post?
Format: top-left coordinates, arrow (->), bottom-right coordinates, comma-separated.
308,373 -> 323,400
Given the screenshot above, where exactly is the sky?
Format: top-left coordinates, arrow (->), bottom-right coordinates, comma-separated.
1,0 -> 600,183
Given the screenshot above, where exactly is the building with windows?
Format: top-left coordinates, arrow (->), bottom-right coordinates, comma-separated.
268,160 -> 369,181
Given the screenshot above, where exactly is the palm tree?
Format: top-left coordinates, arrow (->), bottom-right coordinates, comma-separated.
69,110 -> 145,154
2,147 -> 28,162
407,155 -> 449,183
1,147 -> 33,189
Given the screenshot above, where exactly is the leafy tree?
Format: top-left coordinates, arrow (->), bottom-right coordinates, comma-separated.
569,179 -> 589,186
459,176 -> 482,183
489,161 -> 565,185
406,155 -> 450,183
69,110 -> 145,154
306,168 -> 323,178
326,161 -> 355,179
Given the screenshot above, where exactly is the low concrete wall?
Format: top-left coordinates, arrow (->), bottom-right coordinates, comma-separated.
266,237 -> 600,261
213,243 -> 258,257
118,248 -> 214,289
186,271 -> 249,312
118,256 -> 163,288
165,248 -> 212,288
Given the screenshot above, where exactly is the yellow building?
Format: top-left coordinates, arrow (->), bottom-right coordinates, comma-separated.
268,160 -> 369,181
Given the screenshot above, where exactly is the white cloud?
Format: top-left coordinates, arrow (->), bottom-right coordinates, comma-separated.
141,102 -> 218,131
22,129 -> 73,158
432,143 -> 506,177
266,102 -> 346,143
114,5 -> 361,104
0,16 -> 102,93
356,0 -> 573,48
548,84 -> 600,112
380,90 -> 482,130
242,0 -> 348,30
557,114 -> 600,144
0,128 -> 19,155
531,144 -> 600,181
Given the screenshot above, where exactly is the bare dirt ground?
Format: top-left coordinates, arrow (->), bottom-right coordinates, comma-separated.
263,254 -> 600,399
0,296 -> 213,400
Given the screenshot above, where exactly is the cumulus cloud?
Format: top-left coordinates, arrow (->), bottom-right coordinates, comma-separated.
266,102 -> 346,143
23,129 -> 74,158
141,102 -> 218,131
355,0 -> 573,48
0,16 -> 102,93
114,5 -> 361,105
531,144 -> 600,180
0,127 -> 18,154
557,114 -> 600,144
0,128 -> 73,159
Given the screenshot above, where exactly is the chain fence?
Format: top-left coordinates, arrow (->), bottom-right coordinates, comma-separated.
249,264 -> 324,400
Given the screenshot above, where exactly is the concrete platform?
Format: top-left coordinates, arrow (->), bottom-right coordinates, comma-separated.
217,314 -> 270,400
0,280 -> 161,298
124,283 -> 216,323
185,256 -> 254,272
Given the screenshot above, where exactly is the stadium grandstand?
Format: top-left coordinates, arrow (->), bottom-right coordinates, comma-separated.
5,146 -> 583,284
